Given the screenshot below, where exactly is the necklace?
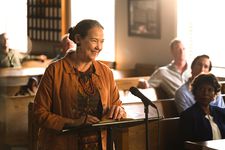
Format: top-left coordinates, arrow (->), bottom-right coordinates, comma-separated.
78,75 -> 95,96
75,65 -> 96,96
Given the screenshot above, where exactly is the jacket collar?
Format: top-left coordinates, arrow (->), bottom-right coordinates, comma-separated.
62,52 -> 101,77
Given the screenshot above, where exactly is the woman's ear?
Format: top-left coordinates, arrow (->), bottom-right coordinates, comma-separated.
74,34 -> 81,46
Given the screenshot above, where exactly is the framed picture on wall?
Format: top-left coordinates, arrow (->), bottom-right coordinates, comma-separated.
128,0 -> 160,39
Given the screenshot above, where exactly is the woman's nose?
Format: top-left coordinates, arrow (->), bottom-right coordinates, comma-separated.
96,42 -> 103,50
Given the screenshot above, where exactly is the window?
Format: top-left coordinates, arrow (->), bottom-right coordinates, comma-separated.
177,0 -> 225,68
27,0 -> 61,41
0,0 -> 27,53
71,0 -> 115,61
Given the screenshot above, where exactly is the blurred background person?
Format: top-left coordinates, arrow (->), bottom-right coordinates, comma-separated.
175,55 -> 225,113
137,38 -> 189,98
0,32 -> 47,68
52,33 -> 75,61
15,76 -> 40,96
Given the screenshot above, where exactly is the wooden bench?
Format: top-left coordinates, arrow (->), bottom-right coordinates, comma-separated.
134,63 -> 158,76
22,59 -> 52,68
115,76 -> 150,91
114,117 -> 181,150
0,95 -> 35,149
0,67 -> 46,96
115,75 -> 172,100
123,98 -> 178,119
153,99 -> 179,118
115,99 -> 180,149
28,102 -> 38,150
99,60 -> 116,69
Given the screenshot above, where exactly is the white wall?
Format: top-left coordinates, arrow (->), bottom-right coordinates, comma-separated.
71,0 -> 115,61
115,0 -> 177,70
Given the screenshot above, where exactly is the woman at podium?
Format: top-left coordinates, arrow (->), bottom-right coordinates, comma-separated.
33,19 -> 126,150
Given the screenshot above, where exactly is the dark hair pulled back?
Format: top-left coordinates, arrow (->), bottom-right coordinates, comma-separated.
68,19 -> 104,44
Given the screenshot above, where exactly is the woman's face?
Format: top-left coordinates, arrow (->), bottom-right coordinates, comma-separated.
194,83 -> 216,106
78,27 -> 104,62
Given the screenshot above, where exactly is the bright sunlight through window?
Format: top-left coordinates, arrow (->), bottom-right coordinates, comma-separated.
71,0 -> 115,61
177,0 -> 225,68
0,0 -> 27,52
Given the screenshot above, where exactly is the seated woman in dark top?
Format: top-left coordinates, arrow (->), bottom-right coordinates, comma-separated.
180,73 -> 225,143
15,76 -> 39,96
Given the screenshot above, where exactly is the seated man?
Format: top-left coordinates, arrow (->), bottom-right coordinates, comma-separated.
137,38 -> 189,98
52,33 -> 75,61
0,32 -> 47,68
175,55 -> 225,113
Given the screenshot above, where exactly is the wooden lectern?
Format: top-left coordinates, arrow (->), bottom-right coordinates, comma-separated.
61,117 -> 162,150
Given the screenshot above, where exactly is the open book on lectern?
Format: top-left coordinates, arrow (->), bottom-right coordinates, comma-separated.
93,117 -> 162,127
61,116 -> 163,133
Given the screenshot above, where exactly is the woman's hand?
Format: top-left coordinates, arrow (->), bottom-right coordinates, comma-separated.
108,105 -> 126,120
84,114 -> 100,125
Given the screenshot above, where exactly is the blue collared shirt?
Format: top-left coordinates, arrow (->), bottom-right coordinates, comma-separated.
175,80 -> 225,113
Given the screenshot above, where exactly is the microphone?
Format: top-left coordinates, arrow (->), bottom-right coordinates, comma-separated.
129,87 -> 157,109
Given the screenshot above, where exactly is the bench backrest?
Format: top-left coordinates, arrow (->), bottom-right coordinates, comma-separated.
0,95 -> 35,148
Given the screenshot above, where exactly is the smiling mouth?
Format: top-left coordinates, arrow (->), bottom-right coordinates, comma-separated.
91,50 -> 100,53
